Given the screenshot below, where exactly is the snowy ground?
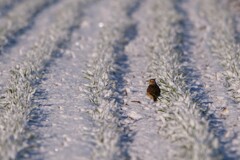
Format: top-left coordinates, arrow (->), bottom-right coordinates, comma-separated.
1,0 -> 240,159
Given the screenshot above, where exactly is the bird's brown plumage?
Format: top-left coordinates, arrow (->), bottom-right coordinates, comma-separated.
146,79 -> 161,102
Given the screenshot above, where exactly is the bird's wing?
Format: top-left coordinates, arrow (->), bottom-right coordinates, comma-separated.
147,85 -> 160,97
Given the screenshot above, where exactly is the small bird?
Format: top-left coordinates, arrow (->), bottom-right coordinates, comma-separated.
146,79 -> 161,102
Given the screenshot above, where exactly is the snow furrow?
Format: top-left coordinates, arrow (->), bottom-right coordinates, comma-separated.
123,0 -> 219,159
0,0 -> 25,18
172,0 -> 240,159
83,0 -> 143,159
0,0 -> 73,94
121,0 -> 173,159
0,0 -> 86,159
0,0 -> 66,96
0,0 -> 238,159
0,0 -> 58,53
228,0 -> 240,43
193,0 -> 240,158
14,1 -> 100,159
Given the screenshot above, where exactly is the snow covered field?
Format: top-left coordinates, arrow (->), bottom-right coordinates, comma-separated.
0,0 -> 240,159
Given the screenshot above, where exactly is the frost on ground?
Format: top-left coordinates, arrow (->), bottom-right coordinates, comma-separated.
1,0 -> 240,160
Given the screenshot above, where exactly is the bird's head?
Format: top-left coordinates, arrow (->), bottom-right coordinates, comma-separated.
147,79 -> 156,85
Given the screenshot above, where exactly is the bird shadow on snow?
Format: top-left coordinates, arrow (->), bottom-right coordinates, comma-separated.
16,22 -> 80,160
174,0 -> 240,159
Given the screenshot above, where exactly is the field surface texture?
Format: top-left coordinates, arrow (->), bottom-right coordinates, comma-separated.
0,0 -> 240,159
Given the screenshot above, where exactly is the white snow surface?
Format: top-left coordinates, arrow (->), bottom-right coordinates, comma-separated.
1,0 -> 240,159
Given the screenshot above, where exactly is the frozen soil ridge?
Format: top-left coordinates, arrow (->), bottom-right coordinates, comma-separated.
1,0 -> 240,159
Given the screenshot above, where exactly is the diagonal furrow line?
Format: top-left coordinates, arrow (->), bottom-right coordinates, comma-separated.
226,0 -> 240,104
0,0 -> 67,96
172,1 -> 238,159
0,0 -> 87,159
112,19 -> 139,160
173,1 -> 235,159
0,0 -> 59,53
228,0 -> 240,43
112,2 -> 143,158
83,0 -> 143,159
0,0 -> 25,18
126,0 -> 144,17
141,0 -> 220,159
16,16 -> 85,160
195,0 -> 240,158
